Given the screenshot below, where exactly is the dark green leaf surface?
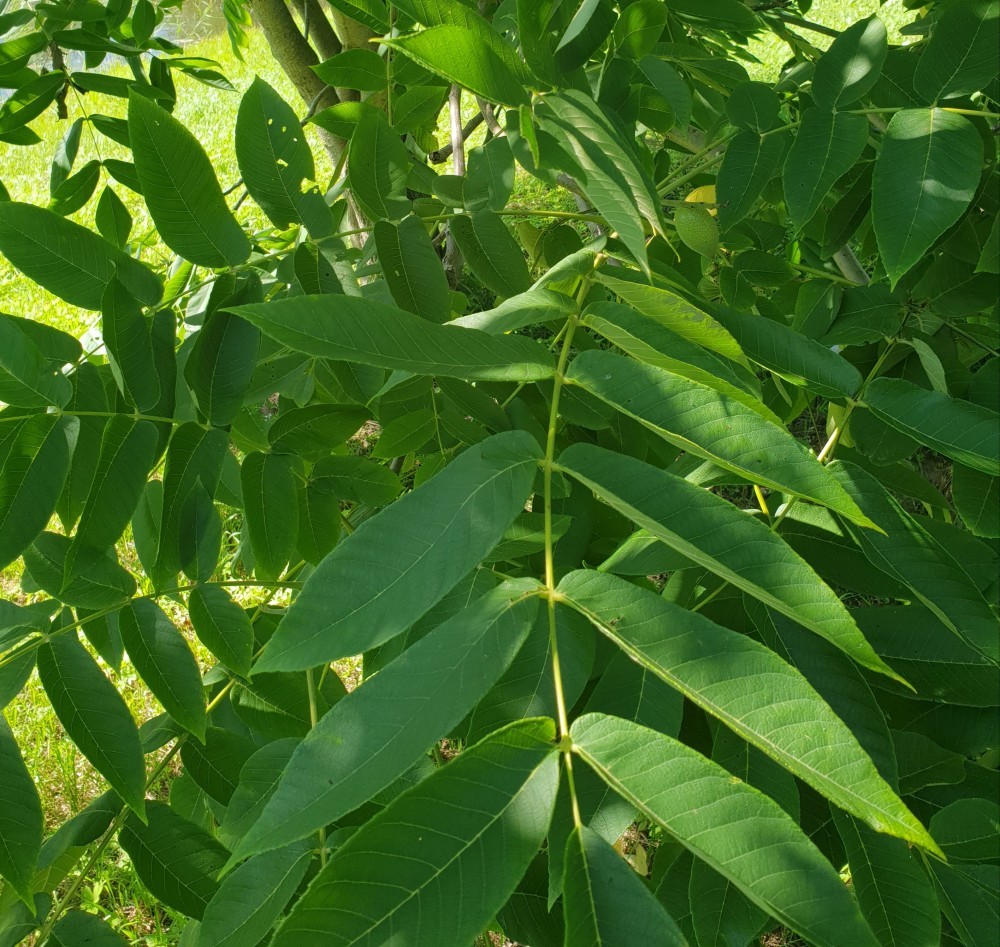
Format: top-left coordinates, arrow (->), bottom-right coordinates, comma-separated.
119,599 -> 207,740
229,295 -> 553,382
873,109 -> 983,287
120,801 -> 229,919
271,718 -> 559,947
240,451 -> 298,582
185,309 -> 261,427
559,569 -> 934,850
557,443 -> 896,679
255,430 -> 541,671
37,630 -> 145,815
566,350 -> 871,525
563,825 -> 686,947
0,716 -> 41,902
0,317 -> 71,409
187,585 -> 254,677
913,0 -> 999,102
449,211 -> 531,298
50,910 -> 127,946
234,582 -> 539,860
347,107 -> 409,222
128,91 -> 250,267
0,414 -> 76,572
374,215 -> 451,322
811,15 -> 887,108
0,200 -> 161,309
571,714 -> 881,947
863,377 -> 1000,476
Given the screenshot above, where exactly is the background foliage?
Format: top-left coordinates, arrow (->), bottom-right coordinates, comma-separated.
0,0 -> 998,944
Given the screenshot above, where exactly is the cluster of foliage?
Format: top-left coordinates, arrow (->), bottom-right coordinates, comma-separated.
0,0 -> 998,944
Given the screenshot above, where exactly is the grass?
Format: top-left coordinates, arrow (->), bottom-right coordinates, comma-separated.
1,2 -> 914,942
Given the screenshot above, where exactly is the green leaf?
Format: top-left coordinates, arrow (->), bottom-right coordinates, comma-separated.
0,414 -> 76,572
812,15 -> 888,108
829,460 -> 1000,666
873,109 -> 983,287
0,201 -> 161,310
853,606 -> 998,708
563,825 -> 687,947
832,809 -> 941,947
593,270 -> 748,367
783,109 -> 868,231
953,464 -> 1000,538
25,531 -> 136,609
449,211 -> 531,298
187,585 -> 254,677
725,81 -> 779,132
565,350 -> 872,525
185,309 -> 261,427
374,215 -> 451,322
313,48 -> 386,91
536,91 -> 664,275
63,429 -> 151,598
37,629 -> 145,816
613,0 -> 667,60
310,454 -> 400,506
199,842 -> 312,947
0,317 -> 72,408
717,130 -> 787,230
571,714 -> 880,947
267,404 -> 368,458
219,738 -> 299,849
270,718 -> 559,946
48,159 -> 101,217
0,716 -> 41,903
254,430 -> 541,672
233,582 -> 539,860
464,136 -> 515,212
914,0 -> 999,102
49,911 -> 126,946
556,443 -> 897,679
347,107 -> 410,222
709,305 -> 863,399
119,599 -> 207,740
128,90 -> 250,267
931,798 -> 1000,863
559,569 -> 934,851
101,279 -> 161,412
927,859 -> 999,947
119,801 -> 229,919
228,295 -> 553,382
862,377 -> 999,476
95,186 -> 132,248
240,451 -> 298,582
235,78 -> 328,237
386,25 -> 531,107
181,727 -> 256,805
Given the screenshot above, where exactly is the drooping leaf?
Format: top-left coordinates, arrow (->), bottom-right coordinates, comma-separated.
873,109 -> 983,287
254,430 -> 541,672
449,211 -> 531,298
128,90 -> 250,267
100,279 -> 161,412
0,316 -> 72,409
234,582 -> 539,860
862,377 -> 999,476
783,109 -> 868,232
913,0 -> 999,102
374,215 -> 451,322
0,201 -> 162,310
536,91 -> 664,274
386,24 -> 531,107
559,569 -> 934,850
64,416 -> 158,580
0,716 -> 41,903
240,451 -> 298,582
593,270 -> 748,366
571,714 -> 881,947
187,584 -> 254,677
37,629 -> 146,816
119,599 -> 208,740
556,443 -> 897,679
349,107 -> 410,222
0,414 -> 77,572
185,308 -> 261,428
199,842 -> 312,947
811,15 -> 888,108
119,801 -> 230,919
270,718 -> 559,946
566,350 -> 872,525
229,295 -> 553,382
563,824 -> 687,947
